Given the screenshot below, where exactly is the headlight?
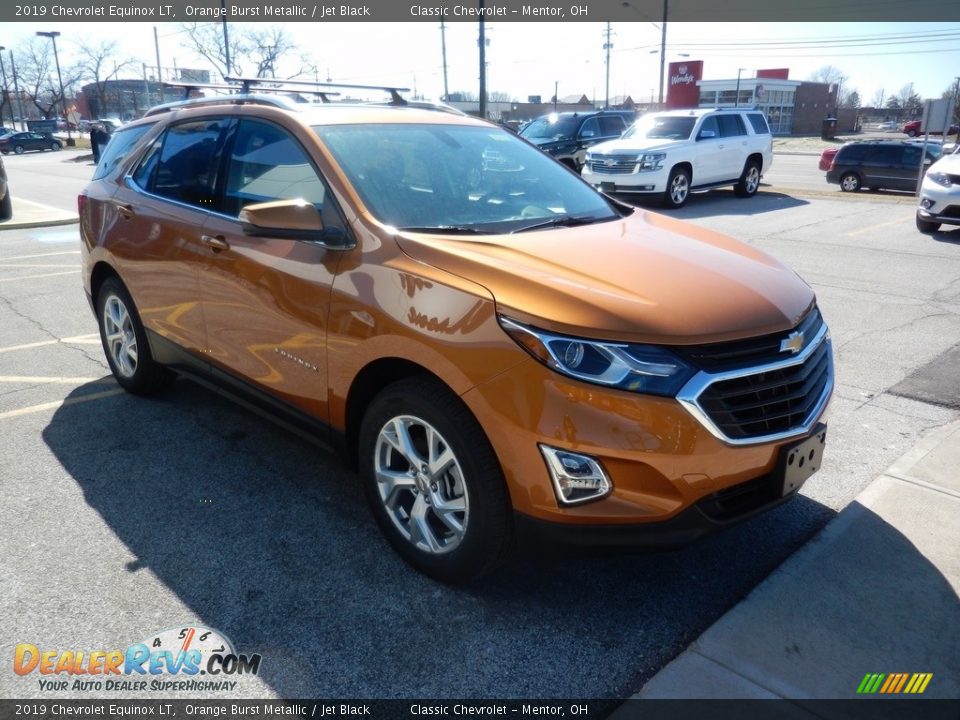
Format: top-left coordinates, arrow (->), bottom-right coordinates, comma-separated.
585,151 -> 594,163
927,171 -> 952,188
499,316 -> 696,396
638,152 -> 666,172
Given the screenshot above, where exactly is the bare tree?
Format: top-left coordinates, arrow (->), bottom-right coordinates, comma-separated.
180,23 -> 299,80
808,65 -> 844,85
75,40 -> 136,118
869,88 -> 886,109
842,89 -> 861,109
896,82 -> 922,113
13,37 -> 84,119
488,91 -> 515,103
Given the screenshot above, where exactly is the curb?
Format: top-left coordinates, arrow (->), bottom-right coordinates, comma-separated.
0,197 -> 79,232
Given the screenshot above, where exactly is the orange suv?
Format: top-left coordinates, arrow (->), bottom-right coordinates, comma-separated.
79,86 -> 833,583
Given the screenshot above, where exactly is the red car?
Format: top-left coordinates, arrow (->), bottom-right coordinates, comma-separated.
903,119 -> 959,137
818,147 -> 839,171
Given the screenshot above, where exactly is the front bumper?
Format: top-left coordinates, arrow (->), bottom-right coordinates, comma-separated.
917,181 -> 960,226
581,166 -> 668,195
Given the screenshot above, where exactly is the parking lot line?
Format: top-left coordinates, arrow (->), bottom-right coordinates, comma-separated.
0,263 -> 80,268
0,250 -> 80,261
0,388 -> 124,421
0,270 -> 80,282
0,334 -> 100,354
0,375 -> 112,384
845,214 -> 914,237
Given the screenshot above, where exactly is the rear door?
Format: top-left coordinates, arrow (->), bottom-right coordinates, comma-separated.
110,116 -> 232,360
198,117 -> 348,422
860,145 -> 901,189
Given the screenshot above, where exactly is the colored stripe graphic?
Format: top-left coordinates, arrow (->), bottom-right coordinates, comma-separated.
857,673 -> 932,694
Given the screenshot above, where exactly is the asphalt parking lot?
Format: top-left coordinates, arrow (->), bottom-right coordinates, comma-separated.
1,152 -> 959,702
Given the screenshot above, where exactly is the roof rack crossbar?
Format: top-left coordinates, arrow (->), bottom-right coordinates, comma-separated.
224,77 -> 411,104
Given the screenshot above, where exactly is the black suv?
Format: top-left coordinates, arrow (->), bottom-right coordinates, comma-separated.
519,110 -> 634,170
826,140 -> 941,192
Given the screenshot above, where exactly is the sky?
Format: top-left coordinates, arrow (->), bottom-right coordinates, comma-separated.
5,21 -> 960,108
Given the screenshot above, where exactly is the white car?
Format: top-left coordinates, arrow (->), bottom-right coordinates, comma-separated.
581,108 -> 773,209
917,147 -> 960,233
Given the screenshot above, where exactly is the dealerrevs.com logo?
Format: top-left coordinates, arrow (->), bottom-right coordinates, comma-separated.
13,626 -> 262,692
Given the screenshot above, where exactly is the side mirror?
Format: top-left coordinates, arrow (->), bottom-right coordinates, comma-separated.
698,130 -> 716,141
239,199 -> 345,245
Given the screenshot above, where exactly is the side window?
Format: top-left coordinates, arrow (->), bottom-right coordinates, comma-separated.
839,145 -> 866,162
698,116 -> 719,139
747,113 -> 770,135
718,114 -> 746,137
865,145 -> 900,164
598,116 -> 626,137
901,146 -> 921,167
149,118 -> 229,210
94,123 -> 155,180
578,117 -> 600,139
132,136 -> 163,190
223,119 -> 332,222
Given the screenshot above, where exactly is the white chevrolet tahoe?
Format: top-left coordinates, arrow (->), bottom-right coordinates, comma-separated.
581,108 -> 773,209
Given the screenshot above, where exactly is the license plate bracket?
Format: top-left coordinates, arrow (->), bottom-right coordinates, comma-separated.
777,424 -> 827,497
600,181 -> 616,193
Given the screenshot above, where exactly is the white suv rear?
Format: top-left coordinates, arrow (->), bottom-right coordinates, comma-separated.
581,108 -> 773,208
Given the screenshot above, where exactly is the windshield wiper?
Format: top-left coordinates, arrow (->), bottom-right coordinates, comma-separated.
398,225 -> 490,235
511,214 -> 611,234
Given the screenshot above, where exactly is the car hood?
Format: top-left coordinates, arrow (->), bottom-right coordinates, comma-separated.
395,210 -> 815,345
588,137 -> 683,155
929,152 -> 960,173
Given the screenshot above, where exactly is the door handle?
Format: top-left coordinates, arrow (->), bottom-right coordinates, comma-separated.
201,234 -> 230,252
114,203 -> 133,219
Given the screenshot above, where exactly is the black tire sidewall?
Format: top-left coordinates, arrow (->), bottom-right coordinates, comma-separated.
0,189 -> 11,220
359,378 -> 511,584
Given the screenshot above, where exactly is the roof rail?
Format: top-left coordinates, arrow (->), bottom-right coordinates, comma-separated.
225,77 -> 411,104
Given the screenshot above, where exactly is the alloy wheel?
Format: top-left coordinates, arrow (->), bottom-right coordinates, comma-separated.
102,294 -> 138,378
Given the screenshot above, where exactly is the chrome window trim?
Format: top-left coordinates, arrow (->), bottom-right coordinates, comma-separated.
676,322 -> 833,446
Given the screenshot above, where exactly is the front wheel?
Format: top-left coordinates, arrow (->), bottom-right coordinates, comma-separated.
662,166 -> 691,209
50,142 -> 62,151
734,160 -> 761,198
916,215 -> 941,234
13,145 -> 25,155
96,277 -> 172,395
359,377 -> 512,584
840,172 -> 861,192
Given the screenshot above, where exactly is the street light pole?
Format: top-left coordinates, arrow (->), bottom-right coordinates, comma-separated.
657,0 -> 667,107
36,31 -> 74,146
735,68 -> 746,108
0,48 -> 12,128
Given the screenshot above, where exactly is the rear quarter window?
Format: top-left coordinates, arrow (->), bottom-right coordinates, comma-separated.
92,123 -> 156,180
746,113 -> 770,135
837,144 -> 867,162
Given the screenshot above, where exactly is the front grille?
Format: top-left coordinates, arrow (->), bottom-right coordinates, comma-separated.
588,155 -> 638,175
676,308 -> 823,372
696,340 -> 831,440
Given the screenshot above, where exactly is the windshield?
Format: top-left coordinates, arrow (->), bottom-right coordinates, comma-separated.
519,116 -> 580,141
623,115 -> 697,141
315,123 -> 621,233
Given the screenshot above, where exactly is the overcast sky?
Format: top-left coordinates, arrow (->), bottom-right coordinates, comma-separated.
6,21 -> 960,107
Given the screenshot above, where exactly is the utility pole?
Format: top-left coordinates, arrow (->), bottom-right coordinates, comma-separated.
0,48 -> 12,128
478,4 -> 486,119
440,21 -> 449,101
153,26 -> 162,101
603,23 -> 613,109
220,0 -> 231,79
657,0 -> 667,107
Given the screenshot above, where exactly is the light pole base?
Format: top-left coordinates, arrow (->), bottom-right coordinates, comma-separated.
66,138 -> 76,147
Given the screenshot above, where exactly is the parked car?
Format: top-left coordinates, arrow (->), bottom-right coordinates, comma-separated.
0,154 -> 11,220
818,147 -> 840,171
519,110 -> 635,170
825,140 -> 940,192
0,131 -> 63,155
876,121 -> 898,131
79,92 -> 833,583
902,119 -> 960,137
581,108 -> 773,208
916,147 -> 960,233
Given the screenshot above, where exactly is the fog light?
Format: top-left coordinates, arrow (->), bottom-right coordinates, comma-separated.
920,198 -> 934,210
539,445 -> 612,505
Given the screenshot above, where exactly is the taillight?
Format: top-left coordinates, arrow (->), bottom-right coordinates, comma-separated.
77,193 -> 87,217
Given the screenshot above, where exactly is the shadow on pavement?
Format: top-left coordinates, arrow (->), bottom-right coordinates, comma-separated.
620,190 -> 809,221
38,377 -> 949,700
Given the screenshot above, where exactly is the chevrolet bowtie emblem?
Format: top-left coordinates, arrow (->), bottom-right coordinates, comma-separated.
780,331 -> 805,354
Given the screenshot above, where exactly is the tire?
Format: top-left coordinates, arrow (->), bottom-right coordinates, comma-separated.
359,377 -> 512,584
96,277 -> 172,395
906,129 -> 918,138
734,159 -> 761,198
14,145 -> 25,155
662,166 -> 691,209
916,215 -> 940,234
839,172 -> 861,192
50,142 -> 62,151
0,189 -> 11,221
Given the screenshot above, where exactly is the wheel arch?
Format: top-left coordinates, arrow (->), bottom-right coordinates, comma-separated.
671,160 -> 693,183
90,260 -> 122,305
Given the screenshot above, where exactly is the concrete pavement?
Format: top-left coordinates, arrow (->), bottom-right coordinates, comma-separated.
0,196 -> 78,230
632,419 -> 960,702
